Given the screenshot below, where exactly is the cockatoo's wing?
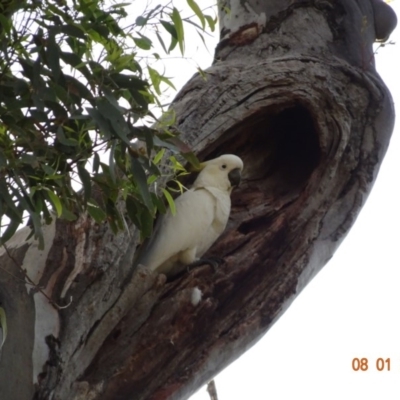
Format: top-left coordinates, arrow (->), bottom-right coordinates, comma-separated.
138,188 -> 217,274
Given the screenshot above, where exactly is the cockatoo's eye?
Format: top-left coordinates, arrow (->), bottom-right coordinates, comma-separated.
221,164 -> 227,169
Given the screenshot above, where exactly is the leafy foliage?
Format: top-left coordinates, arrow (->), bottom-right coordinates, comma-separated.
0,0 -> 216,247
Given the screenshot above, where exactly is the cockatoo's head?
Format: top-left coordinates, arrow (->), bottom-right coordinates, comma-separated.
194,154 -> 244,192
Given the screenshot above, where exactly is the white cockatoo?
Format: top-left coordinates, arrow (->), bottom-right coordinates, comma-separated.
136,154 -> 244,277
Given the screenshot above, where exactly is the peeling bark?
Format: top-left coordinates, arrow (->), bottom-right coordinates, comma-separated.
0,1 -> 396,399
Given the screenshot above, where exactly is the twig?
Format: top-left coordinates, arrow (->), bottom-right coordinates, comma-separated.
207,379 -> 219,400
1,244 -> 72,310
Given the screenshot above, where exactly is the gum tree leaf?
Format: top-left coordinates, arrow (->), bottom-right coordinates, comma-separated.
87,201 -> 107,223
162,188 -> 176,216
77,163 -> 91,202
170,8 -> 185,54
46,35 -> 61,82
47,190 -> 63,217
187,0 -> 205,29
130,156 -> 153,212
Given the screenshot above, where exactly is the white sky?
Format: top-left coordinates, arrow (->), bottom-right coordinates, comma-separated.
147,1 -> 400,399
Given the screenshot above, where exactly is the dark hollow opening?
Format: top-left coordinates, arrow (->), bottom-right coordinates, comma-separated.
208,105 -> 321,201
264,106 -> 321,194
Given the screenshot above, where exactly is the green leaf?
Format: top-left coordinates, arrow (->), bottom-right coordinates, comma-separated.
41,164 -> 55,176
168,155 -> 186,172
187,0 -> 205,29
130,156 -> 153,211
88,60 -> 105,76
155,31 -> 168,54
0,14 -> 11,35
47,190 -> 63,217
109,140 -> 117,183
105,200 -> 124,233
97,98 -> 130,144
93,153 -> 100,174
182,151 -> 201,170
89,24 -> 110,40
58,24 -> 86,39
168,36 -> 178,53
166,136 -> 192,153
59,51 -> 84,68
28,210 -> 44,250
136,16 -> 147,27
0,180 -> 21,220
60,51 -> 92,81
143,161 -> 160,178
110,2 -> 131,8
47,35 -> 61,82
148,68 -> 176,95
160,20 -> 178,52
109,73 -> 148,91
151,192 -> 166,214
162,188 -> 176,216
152,136 -> 180,153
77,163 -> 91,202
160,20 -> 177,38
159,75 -> 176,91
148,66 -> 161,95
30,110 -> 49,122
102,86 -> 123,111
139,206 -> 153,238
170,8 -> 185,55
86,107 -> 113,140
125,196 -> 141,227
61,208 -> 77,221
0,217 -> 21,246
205,15 -> 217,32
0,307 -> 7,350
153,148 -> 165,165
65,75 -> 93,100
133,34 -> 152,50
196,30 -> 208,50
56,126 -> 79,146
87,201 -> 106,223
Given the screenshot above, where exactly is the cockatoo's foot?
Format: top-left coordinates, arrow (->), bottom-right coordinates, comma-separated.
187,256 -> 224,272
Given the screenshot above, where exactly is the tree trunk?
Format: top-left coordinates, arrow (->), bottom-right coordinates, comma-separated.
0,1 -> 396,399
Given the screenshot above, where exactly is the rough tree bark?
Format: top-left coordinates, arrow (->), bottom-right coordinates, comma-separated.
0,1 -> 397,399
